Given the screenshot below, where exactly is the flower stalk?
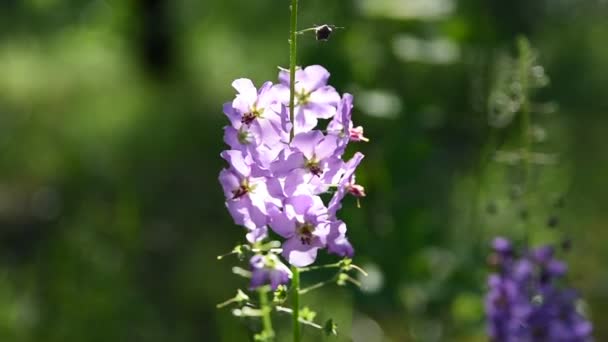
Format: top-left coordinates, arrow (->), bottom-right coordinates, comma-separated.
289,0 -> 298,141
290,265 -> 301,342
289,1 -> 301,341
258,287 -> 275,340
218,0 -> 367,338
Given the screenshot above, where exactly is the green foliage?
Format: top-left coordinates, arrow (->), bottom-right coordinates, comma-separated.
0,1 -> 607,341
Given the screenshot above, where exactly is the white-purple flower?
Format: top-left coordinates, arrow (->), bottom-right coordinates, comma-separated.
269,194 -> 330,267
271,131 -> 343,195
219,150 -> 280,241
277,65 -> 341,134
328,152 -> 365,216
223,79 -> 288,169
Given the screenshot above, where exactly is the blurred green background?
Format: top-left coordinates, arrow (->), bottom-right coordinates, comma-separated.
1,0 -> 607,341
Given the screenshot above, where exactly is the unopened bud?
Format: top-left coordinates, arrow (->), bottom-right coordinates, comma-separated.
315,24 -> 333,41
349,126 -> 369,142
346,183 -> 366,197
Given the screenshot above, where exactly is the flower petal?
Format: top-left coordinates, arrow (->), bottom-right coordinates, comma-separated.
292,131 -> 323,160
281,236 -> 321,267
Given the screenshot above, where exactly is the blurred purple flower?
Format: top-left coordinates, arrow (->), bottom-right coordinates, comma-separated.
250,254 -> 292,290
485,238 -> 593,342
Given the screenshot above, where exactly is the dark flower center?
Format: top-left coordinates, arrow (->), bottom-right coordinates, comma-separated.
241,107 -> 262,125
297,223 -> 315,245
232,185 -> 249,199
305,159 -> 322,176
232,180 -> 253,200
241,112 -> 257,125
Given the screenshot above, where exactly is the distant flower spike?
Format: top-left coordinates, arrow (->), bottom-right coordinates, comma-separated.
485,237 -> 593,341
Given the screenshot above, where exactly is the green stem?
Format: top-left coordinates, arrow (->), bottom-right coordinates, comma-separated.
289,0 -> 299,140
258,288 -> 275,340
288,1 -> 301,340
288,0 -> 301,337
299,262 -> 341,273
518,38 -> 531,186
299,274 -> 338,295
291,266 -> 301,342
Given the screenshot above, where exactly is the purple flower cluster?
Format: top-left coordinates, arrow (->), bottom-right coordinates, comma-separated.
486,237 -> 593,342
219,65 -> 367,289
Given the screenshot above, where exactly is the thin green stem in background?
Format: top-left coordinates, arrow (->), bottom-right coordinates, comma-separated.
517,36 -> 533,244
518,37 -> 532,187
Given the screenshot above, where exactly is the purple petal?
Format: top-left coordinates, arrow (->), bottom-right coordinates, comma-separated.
246,226 -> 268,243
226,197 -> 267,229
269,208 -> 296,238
271,151 -> 305,176
223,102 -> 241,127
492,237 -> 512,254
232,78 -> 257,101
294,107 -> 318,134
300,65 -> 330,91
292,131 -> 323,160
218,168 -> 240,199
283,169 -> 310,196
310,86 -> 340,104
278,68 -> 291,86
307,102 -> 337,120
314,134 -> 339,161
328,152 -> 365,216
281,236 -> 321,267
327,221 -> 354,258
285,194 -> 315,218
256,81 -> 275,108
269,269 -> 290,290
221,150 -> 251,177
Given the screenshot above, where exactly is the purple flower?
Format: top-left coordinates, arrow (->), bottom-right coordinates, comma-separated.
250,254 -> 292,290
269,194 -> 330,267
219,150 -> 279,240
272,130 -> 343,195
485,238 -> 593,342
227,79 -> 282,130
277,65 -> 341,134
328,152 -> 365,216
492,237 -> 512,255
328,94 -> 369,152
223,79 -> 288,169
